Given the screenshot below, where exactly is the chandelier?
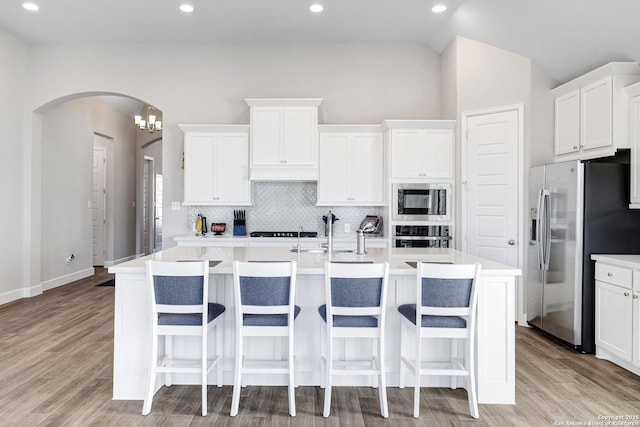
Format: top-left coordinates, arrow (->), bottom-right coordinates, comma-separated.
134,105 -> 162,132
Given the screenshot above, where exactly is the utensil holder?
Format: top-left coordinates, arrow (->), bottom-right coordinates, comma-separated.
233,221 -> 246,236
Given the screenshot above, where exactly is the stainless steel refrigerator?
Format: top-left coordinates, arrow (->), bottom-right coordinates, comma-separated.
527,156 -> 640,353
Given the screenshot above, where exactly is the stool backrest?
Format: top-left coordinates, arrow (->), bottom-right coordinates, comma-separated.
324,262 -> 390,327
416,262 -> 481,324
146,260 -> 209,327
233,261 -> 297,319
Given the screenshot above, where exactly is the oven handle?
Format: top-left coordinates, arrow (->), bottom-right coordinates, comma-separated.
393,235 -> 452,241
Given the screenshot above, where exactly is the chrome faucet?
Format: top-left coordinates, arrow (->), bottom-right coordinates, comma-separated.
326,210 -> 334,254
297,226 -> 303,252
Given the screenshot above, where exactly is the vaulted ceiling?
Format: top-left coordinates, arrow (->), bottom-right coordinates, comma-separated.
2,0 -> 639,83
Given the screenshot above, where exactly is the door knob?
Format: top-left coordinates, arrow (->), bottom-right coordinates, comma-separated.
508,239 -> 516,246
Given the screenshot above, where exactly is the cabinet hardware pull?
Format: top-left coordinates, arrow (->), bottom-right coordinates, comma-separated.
607,272 -> 613,277
633,295 -> 639,299
624,292 -> 630,297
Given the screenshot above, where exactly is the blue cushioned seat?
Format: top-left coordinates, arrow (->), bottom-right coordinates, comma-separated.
317,305 -> 378,327
244,306 -> 301,326
158,303 -> 226,326
397,304 -> 466,328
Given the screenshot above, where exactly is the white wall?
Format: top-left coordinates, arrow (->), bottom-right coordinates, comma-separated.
442,36 -> 534,246
40,98 -> 94,286
92,99 -> 138,262
440,39 -> 458,120
440,36 -> 556,324
2,33 -> 558,304
22,42 -> 442,284
0,30 -> 27,303
39,98 -> 137,287
530,62 -> 558,166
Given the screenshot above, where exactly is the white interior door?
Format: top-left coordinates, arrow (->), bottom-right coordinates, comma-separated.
154,174 -> 163,252
463,107 -> 521,269
142,157 -> 152,255
92,146 -> 106,266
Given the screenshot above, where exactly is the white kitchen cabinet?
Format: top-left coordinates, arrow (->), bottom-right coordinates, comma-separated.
384,120 -> 455,181
552,62 -> 640,160
554,89 -> 581,155
317,126 -> 385,206
180,125 -> 251,206
246,98 -> 322,181
592,256 -> 640,376
595,280 -> 633,362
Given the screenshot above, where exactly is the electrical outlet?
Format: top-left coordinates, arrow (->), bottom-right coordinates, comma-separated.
344,223 -> 350,233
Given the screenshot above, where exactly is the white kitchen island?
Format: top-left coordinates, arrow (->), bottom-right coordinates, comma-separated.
108,246 -> 520,405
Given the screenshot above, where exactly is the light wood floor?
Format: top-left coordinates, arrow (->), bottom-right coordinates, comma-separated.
1,269 -> 639,426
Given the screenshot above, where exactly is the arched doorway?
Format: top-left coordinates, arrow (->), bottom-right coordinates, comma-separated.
32,92 -> 163,290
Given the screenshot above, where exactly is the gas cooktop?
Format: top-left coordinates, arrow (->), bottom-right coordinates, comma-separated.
250,231 -> 318,238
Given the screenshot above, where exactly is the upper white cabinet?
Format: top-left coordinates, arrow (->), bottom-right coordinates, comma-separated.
552,62 -> 640,159
246,98 -> 322,181
180,125 -> 251,206
317,125 -> 385,206
384,120 -> 455,180
626,83 -> 640,208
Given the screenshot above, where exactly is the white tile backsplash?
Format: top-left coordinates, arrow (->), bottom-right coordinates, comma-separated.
187,182 -> 384,237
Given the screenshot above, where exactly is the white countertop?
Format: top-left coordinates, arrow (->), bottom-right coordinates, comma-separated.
591,254 -> 640,269
109,246 -> 521,277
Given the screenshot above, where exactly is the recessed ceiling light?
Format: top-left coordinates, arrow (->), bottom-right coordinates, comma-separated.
432,4 -> 447,13
23,2 -> 39,12
309,4 -> 324,13
179,4 -> 194,13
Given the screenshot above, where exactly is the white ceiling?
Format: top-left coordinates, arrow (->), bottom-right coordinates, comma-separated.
1,0 -> 640,83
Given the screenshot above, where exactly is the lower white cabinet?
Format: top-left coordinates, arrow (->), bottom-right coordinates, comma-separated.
593,258 -> 640,374
595,280 -> 633,362
180,125 -> 251,206
317,126 -> 385,206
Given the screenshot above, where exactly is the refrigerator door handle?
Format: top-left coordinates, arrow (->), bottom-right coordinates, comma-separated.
536,189 -> 544,269
542,189 -> 551,270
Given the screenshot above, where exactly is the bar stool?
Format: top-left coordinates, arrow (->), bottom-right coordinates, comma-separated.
231,261 -> 299,417
142,260 -> 225,417
398,262 -> 481,419
319,261 -> 390,418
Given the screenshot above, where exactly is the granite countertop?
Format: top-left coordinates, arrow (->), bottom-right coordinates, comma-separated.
109,246 -> 521,277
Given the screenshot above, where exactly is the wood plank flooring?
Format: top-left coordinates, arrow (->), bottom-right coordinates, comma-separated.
1,269 -> 639,426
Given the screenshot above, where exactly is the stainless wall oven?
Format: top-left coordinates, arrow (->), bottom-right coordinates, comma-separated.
392,183 -> 451,221
393,225 -> 451,248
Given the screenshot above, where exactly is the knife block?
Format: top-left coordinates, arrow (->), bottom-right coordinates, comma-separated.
233,220 -> 246,236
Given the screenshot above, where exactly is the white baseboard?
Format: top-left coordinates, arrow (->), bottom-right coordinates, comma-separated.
41,268 -> 95,291
0,269 -> 96,306
24,284 -> 43,298
104,254 -> 137,268
0,288 -> 28,305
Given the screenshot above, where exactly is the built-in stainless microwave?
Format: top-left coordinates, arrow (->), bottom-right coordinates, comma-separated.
392,183 -> 451,221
